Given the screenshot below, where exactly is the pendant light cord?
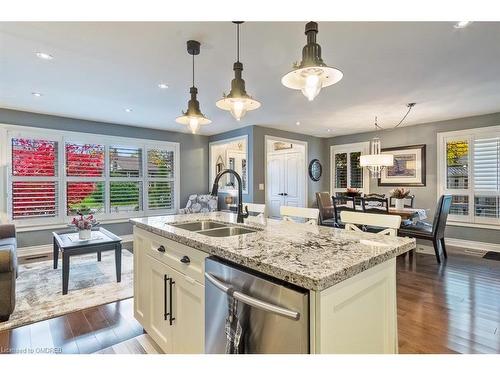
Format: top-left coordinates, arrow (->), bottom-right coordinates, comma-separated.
192,54 -> 195,87
374,103 -> 416,130
236,22 -> 240,62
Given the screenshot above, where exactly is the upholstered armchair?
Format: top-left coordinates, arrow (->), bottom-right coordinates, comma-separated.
178,194 -> 218,214
0,224 -> 17,322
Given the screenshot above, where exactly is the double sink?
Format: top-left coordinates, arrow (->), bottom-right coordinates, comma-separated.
170,220 -> 260,237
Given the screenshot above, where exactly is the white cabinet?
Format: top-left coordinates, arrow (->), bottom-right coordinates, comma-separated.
133,226 -> 150,327
147,255 -> 173,353
133,227 -> 207,354
168,266 -> 204,353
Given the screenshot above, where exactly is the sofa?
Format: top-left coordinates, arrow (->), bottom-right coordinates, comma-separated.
0,224 -> 17,322
178,194 -> 218,214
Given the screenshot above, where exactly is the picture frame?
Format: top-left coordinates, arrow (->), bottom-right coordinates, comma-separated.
378,144 -> 426,186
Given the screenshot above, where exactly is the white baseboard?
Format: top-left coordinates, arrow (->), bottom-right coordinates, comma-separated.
414,237 -> 500,257
17,234 -> 134,258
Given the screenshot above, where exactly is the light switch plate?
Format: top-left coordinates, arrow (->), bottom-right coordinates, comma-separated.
259,183 -> 264,190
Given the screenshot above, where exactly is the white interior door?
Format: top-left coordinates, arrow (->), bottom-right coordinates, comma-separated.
284,152 -> 302,207
266,149 -> 305,218
267,154 -> 285,218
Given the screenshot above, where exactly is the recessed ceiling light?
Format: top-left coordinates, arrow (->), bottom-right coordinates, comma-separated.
454,21 -> 472,29
32,92 -> 43,97
327,128 -> 331,132
158,83 -> 169,89
35,52 -> 54,60
125,108 -> 133,113
296,121 -> 301,126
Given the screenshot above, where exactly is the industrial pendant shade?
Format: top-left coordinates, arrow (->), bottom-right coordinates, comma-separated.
176,40 -> 211,134
282,21 -> 343,101
216,21 -> 261,121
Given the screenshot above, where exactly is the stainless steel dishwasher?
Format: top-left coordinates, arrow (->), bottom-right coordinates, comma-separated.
204,256 -> 309,354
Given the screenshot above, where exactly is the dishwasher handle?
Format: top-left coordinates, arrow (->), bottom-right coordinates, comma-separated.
205,272 -> 300,321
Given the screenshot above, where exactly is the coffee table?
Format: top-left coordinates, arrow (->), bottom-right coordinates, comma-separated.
52,228 -> 122,295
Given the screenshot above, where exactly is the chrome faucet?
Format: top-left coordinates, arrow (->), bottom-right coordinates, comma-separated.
211,169 -> 249,223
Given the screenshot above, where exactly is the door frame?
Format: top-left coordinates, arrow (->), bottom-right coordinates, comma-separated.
265,135 -> 308,212
208,134 -> 249,194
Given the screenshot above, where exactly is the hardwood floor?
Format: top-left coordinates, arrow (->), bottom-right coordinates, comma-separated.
0,298 -> 142,354
1,251 -> 499,354
397,251 -> 500,354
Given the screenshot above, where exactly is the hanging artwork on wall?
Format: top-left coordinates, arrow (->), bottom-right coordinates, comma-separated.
378,144 -> 426,186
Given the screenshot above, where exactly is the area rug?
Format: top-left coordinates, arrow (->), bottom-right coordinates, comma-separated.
0,250 -> 133,331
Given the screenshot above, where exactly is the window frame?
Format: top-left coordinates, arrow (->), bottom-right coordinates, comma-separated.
437,125 -> 500,227
1,124 -> 180,228
330,142 -> 370,196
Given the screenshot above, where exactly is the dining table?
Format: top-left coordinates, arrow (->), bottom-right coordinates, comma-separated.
338,205 -> 429,223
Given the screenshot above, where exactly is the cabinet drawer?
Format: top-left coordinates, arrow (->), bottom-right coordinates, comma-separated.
139,228 -> 208,284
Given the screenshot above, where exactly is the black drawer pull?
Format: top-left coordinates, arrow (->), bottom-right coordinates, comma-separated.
157,245 -> 166,253
180,255 -> 190,264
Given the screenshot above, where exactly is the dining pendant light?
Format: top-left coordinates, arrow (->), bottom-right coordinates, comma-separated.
176,40 -> 211,134
360,117 -> 394,178
216,21 -> 261,121
281,21 -> 343,101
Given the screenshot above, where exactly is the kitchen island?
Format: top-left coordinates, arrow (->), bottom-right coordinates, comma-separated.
131,212 -> 415,354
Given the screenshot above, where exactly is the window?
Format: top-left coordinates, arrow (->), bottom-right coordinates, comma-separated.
438,126 -> 500,226
4,127 -> 179,226
330,143 -> 370,195
10,138 -> 59,220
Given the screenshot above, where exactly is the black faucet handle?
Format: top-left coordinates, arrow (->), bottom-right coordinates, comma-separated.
243,205 -> 249,218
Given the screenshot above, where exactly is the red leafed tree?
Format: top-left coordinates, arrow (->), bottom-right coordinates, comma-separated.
12,139 -> 104,218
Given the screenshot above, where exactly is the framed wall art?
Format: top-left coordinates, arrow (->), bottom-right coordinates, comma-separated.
378,144 -> 426,186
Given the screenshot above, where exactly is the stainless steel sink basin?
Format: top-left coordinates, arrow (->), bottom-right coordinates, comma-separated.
170,221 -> 227,231
197,227 -> 259,237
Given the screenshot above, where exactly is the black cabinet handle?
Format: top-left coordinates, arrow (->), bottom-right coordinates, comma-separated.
283,193 -> 288,196
278,193 -> 283,196
180,255 -> 190,264
168,278 -> 175,325
157,245 -> 166,253
163,275 -> 169,321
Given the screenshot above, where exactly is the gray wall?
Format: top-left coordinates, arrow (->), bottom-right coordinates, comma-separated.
210,125 -> 329,208
0,108 -> 209,247
326,111 -> 500,243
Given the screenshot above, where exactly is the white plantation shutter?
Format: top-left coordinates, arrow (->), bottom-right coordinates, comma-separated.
147,148 -> 175,210
473,137 -> 499,191
10,138 -> 59,220
440,129 -> 500,226
109,146 -> 142,177
110,181 -> 142,213
12,182 -> 58,219
6,129 -> 178,224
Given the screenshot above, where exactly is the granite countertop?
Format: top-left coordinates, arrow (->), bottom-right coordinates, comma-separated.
130,212 -> 415,291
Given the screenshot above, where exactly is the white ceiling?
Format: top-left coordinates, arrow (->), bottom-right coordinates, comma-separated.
1,22 -> 500,137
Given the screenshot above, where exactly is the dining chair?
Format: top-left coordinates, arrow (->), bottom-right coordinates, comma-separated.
280,206 -> 320,225
389,195 -> 415,208
315,192 -> 336,227
341,211 -> 401,237
361,197 -> 389,213
332,196 -> 356,228
365,193 -> 386,199
336,192 -> 363,205
398,195 -> 452,264
244,203 -> 266,218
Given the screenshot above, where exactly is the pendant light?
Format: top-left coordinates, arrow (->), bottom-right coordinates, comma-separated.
281,21 -> 343,101
360,104 -> 416,178
216,21 -> 261,121
176,40 -> 211,134
360,117 -> 394,179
